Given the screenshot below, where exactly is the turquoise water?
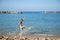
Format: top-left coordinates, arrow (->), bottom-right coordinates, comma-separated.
0,12 -> 60,36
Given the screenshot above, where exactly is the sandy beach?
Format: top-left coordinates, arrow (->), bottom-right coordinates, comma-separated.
0,34 -> 60,40
0,36 -> 60,40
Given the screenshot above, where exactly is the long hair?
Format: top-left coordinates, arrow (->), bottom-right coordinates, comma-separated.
20,18 -> 23,26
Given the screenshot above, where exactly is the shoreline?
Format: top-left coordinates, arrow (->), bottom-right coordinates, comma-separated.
0,33 -> 60,38
0,34 -> 60,40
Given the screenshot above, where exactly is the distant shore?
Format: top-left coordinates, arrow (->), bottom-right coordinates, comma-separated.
0,11 -> 60,14
0,11 -> 23,14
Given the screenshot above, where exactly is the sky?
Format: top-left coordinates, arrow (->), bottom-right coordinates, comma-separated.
0,0 -> 60,11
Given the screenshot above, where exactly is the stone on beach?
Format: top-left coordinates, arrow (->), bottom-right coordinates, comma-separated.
0,36 -> 60,40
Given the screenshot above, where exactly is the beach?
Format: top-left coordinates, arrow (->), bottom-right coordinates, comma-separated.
0,34 -> 60,40
0,0 -> 60,40
0,35 -> 60,40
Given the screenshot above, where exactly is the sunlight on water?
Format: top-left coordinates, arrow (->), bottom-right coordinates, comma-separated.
0,12 -> 60,36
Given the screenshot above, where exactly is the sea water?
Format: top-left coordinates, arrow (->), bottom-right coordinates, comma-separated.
0,12 -> 60,36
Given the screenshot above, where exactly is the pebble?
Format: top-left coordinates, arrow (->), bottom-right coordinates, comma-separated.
0,36 -> 60,40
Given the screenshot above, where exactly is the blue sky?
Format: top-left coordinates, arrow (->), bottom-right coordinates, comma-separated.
0,0 -> 60,11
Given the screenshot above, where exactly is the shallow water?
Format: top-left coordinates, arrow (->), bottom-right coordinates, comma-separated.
0,12 -> 60,36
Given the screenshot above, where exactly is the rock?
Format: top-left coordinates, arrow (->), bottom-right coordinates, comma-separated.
0,36 -> 4,39
6,37 -> 14,40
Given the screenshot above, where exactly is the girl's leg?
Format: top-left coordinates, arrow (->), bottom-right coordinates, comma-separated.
20,28 -> 23,36
22,26 -> 31,30
19,28 -> 23,38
